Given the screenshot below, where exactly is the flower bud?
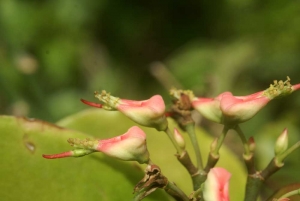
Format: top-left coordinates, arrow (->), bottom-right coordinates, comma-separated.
43,126 -> 150,164
275,128 -> 289,156
191,77 -> 300,125
210,138 -> 218,153
97,126 -> 150,164
82,91 -> 168,131
203,167 -> 231,201
173,128 -> 185,151
248,137 -> 256,153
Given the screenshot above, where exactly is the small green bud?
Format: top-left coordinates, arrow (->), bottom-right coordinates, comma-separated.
275,128 -> 289,156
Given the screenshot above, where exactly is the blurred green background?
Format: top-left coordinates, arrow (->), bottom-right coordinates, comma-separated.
0,0 -> 300,200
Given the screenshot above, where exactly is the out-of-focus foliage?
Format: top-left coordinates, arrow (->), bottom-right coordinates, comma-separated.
0,0 -> 300,200
1,0 -> 300,121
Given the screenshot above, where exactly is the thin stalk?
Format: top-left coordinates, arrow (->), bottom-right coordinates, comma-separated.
278,188 -> 300,200
234,125 -> 251,156
212,126 -> 229,156
276,141 -> 300,164
185,123 -> 203,170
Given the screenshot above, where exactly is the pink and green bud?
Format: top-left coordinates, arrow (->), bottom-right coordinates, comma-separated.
43,126 -> 150,164
173,128 -> 186,151
191,77 -> 300,125
275,128 -> 289,156
96,126 -> 150,164
203,167 -> 231,201
81,90 -> 168,131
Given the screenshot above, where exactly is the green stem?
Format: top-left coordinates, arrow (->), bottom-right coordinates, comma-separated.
212,126 -> 229,156
185,123 -> 203,170
276,141 -> 300,165
234,125 -> 250,156
261,141 -> 300,179
164,127 -> 182,154
164,181 -> 190,201
278,188 -> 300,200
244,173 -> 264,201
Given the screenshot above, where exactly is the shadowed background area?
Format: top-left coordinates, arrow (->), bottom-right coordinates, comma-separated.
0,0 -> 300,200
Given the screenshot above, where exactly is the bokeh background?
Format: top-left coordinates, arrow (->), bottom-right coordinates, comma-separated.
1,0 -> 300,200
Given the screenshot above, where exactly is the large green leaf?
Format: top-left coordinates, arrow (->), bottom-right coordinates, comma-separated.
1,109 -> 246,200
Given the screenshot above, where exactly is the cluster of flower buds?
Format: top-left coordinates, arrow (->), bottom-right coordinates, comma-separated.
42,77 -> 300,200
190,77 -> 300,125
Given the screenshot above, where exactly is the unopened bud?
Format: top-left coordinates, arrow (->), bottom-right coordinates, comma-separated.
210,138 -> 218,152
275,128 -> 289,156
173,128 -> 185,151
248,137 -> 256,153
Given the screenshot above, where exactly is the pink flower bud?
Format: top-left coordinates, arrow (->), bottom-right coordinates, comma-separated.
97,126 -> 150,164
81,91 -> 168,131
192,77 -> 299,125
275,128 -> 289,156
43,126 -> 150,164
192,91 -> 270,125
203,167 -> 231,201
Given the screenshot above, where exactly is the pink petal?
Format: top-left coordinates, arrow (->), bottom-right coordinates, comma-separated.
96,126 -> 149,163
191,97 -> 222,123
204,167 -> 231,201
220,92 -> 270,123
292,83 -> 300,91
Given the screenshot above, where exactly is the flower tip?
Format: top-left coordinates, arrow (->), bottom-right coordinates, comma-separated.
42,151 -> 73,159
42,154 -> 53,159
174,128 -> 185,150
80,98 -> 103,108
248,136 -> 256,152
292,83 -> 300,91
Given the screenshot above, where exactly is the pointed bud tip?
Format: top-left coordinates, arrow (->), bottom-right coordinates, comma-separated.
248,136 -> 256,152
174,128 -> 185,150
292,83 -> 300,91
42,151 -> 73,159
210,138 -> 218,152
42,154 -> 54,159
80,99 -> 103,108
275,128 -> 289,156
